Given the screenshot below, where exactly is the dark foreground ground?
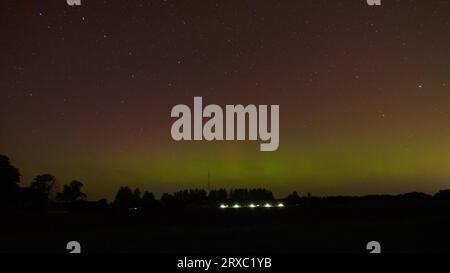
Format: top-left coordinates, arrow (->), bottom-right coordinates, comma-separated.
1,201 -> 450,253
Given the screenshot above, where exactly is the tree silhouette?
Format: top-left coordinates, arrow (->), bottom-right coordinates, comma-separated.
160,193 -> 176,206
434,190 -> 450,200
173,189 -> 208,205
286,191 -> 301,205
56,180 -> 87,203
141,191 -> 157,208
30,174 -> 56,202
114,186 -> 142,208
133,188 -> 141,205
208,189 -> 227,203
229,188 -> 274,202
0,155 -> 21,206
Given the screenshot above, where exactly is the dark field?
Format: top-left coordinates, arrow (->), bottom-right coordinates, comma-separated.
2,201 -> 450,253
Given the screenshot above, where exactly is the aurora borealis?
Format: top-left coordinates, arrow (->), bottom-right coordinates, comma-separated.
1,0 -> 450,200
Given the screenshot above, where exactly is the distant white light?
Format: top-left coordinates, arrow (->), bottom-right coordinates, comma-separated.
130,207 -> 138,211
277,203 -> 285,207
264,203 -> 272,208
220,204 -> 228,209
249,203 -> 256,208
233,204 -> 241,208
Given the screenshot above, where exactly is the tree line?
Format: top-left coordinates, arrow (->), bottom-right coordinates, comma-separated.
0,154 -> 283,210
2,154 -> 450,211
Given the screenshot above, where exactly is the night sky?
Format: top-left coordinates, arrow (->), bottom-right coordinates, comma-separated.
1,0 -> 450,200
